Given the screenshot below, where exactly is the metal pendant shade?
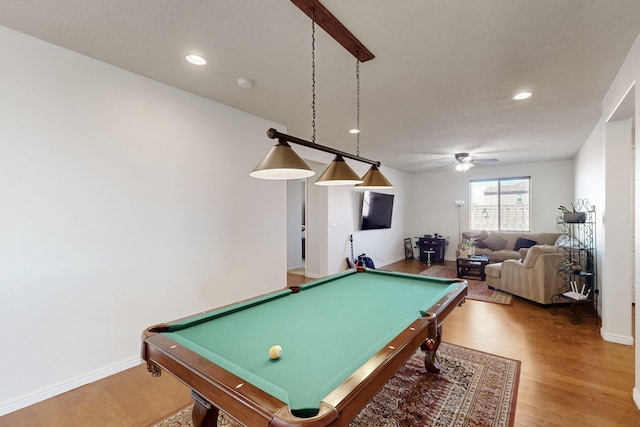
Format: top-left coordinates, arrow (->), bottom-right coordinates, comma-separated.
355,164 -> 394,189
250,139 -> 315,180
315,155 -> 363,186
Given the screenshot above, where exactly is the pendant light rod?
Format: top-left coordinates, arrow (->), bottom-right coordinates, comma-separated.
266,128 -> 381,167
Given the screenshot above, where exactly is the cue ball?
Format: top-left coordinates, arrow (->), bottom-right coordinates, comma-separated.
269,345 -> 282,360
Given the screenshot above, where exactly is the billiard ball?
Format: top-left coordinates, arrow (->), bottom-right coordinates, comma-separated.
269,345 -> 282,360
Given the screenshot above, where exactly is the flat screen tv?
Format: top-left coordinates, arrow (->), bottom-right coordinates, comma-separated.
361,191 -> 394,230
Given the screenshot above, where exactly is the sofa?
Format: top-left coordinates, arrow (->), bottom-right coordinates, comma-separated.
461,230 -> 563,262
485,245 -> 565,305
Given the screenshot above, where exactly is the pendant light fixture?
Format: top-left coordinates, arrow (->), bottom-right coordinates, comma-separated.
315,154 -> 363,185
249,138 -> 315,179
251,0 -> 389,187
357,164 -> 394,188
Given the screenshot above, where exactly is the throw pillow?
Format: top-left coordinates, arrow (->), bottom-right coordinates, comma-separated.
483,233 -> 508,251
476,239 -> 489,249
514,237 -> 537,251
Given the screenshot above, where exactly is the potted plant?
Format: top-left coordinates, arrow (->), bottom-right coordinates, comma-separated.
459,237 -> 476,258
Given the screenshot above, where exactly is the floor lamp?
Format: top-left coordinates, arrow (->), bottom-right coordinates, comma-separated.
454,200 -> 465,248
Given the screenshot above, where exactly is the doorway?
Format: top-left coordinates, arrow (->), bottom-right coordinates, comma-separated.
287,179 -> 306,276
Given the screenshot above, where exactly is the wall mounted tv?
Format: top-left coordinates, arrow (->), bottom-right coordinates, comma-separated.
361,191 -> 394,230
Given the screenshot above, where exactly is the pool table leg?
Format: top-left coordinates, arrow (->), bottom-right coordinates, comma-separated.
191,390 -> 219,427
420,319 -> 442,373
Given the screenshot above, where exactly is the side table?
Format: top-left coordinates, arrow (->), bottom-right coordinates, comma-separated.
456,255 -> 490,281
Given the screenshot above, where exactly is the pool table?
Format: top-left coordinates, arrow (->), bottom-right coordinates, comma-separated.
142,268 -> 467,427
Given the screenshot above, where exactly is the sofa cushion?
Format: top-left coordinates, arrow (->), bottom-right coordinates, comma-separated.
491,249 -> 520,262
514,237 -> 537,251
485,262 -> 502,279
483,233 -> 508,251
530,232 -> 563,246
522,245 -> 560,267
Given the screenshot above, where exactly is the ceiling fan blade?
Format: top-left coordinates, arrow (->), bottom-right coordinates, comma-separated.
470,158 -> 499,164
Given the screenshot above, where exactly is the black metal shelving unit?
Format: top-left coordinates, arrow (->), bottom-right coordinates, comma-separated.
551,199 -> 598,324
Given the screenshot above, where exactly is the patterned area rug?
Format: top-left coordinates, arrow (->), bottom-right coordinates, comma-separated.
420,265 -> 513,305
151,343 -> 520,427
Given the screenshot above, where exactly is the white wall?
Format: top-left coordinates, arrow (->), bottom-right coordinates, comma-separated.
575,42 -> 638,347
328,166 -> 410,273
406,160 -> 575,260
575,120 -> 606,319
603,119 -> 634,343
300,160 -> 409,277
574,32 -> 640,408
303,160 -> 330,278
0,26 -> 288,414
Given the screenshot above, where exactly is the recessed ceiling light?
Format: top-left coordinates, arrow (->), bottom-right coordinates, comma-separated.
185,54 -> 207,65
349,128 -> 360,134
513,91 -> 532,100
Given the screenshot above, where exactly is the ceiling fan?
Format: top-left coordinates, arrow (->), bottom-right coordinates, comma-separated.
452,152 -> 499,171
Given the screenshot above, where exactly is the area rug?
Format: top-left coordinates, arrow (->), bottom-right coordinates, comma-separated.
151,343 -> 520,427
420,266 -> 513,305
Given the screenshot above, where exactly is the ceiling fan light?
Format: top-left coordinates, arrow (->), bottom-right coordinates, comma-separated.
250,139 -> 315,180
455,162 -> 472,172
315,155 -> 364,186
355,165 -> 394,189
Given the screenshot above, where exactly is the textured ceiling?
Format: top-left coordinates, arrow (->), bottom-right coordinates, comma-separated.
1,0 -> 640,173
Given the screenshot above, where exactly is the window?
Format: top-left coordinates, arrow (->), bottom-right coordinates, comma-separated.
469,177 -> 530,231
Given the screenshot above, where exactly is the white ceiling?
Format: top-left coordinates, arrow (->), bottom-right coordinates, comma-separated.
2,0 -> 640,173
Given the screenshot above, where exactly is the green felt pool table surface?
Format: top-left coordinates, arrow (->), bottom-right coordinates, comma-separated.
143,268 -> 467,426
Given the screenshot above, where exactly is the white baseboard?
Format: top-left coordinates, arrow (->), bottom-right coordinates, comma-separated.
387,255 -> 408,265
0,357 -> 142,417
600,329 -> 635,345
634,388 -> 640,410
303,271 -> 323,279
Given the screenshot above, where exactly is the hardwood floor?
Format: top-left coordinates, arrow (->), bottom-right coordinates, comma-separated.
1,259 -> 637,426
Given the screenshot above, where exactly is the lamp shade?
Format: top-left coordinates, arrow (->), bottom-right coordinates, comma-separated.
355,164 -> 393,189
250,140 -> 315,180
315,155 -> 363,186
